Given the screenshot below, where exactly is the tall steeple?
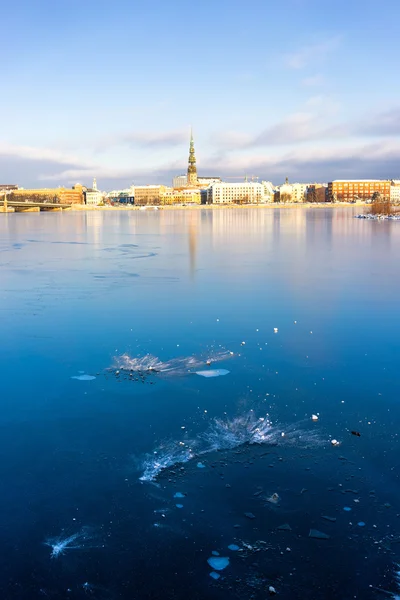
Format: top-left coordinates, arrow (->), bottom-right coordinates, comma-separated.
187,128 -> 198,186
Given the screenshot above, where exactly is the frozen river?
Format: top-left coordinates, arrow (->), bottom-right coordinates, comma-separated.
0,207 -> 399,599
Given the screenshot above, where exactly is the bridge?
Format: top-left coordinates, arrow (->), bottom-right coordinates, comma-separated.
0,200 -> 72,213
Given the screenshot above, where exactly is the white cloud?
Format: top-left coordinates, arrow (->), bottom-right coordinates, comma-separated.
301,74 -> 325,86
284,36 -> 342,69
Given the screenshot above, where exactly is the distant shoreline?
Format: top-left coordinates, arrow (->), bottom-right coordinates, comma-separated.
68,202 -> 367,212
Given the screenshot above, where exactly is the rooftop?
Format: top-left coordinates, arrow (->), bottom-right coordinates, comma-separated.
332,179 -> 390,183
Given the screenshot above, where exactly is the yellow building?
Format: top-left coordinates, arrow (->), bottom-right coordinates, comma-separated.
134,185 -> 169,206
8,185 -> 84,204
161,188 -> 201,205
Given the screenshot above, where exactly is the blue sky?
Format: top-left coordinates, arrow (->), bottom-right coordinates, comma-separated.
1,0 -> 400,189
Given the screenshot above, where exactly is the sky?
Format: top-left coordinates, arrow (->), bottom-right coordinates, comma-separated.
1,0 -> 400,189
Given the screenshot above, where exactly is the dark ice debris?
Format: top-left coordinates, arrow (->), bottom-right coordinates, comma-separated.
351,430 -> 361,437
244,512 -> 256,520
277,523 -> 292,531
321,516 -> 337,522
309,529 -> 330,539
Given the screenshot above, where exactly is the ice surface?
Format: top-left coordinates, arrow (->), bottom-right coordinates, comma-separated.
195,369 -> 230,378
207,557 -> 230,570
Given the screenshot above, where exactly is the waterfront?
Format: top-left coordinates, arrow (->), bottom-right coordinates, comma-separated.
0,208 -> 399,599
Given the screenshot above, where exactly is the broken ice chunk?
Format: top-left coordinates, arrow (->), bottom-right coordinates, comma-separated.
211,551 -> 220,556
309,529 -> 330,539
175,504 -> 184,509
197,462 -> 206,469
207,557 -> 230,571
209,571 -> 220,580
173,492 -> 185,499
71,374 -> 96,381
195,369 -> 230,378
228,544 -> 240,551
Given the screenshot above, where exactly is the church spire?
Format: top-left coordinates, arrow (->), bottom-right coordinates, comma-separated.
187,128 -> 198,186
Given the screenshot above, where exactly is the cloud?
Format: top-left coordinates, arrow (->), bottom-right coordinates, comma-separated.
100,129 -> 188,150
200,141 -> 400,183
284,36 -> 341,69
0,142 -> 97,187
302,74 -> 325,86
214,108 -> 345,149
354,108 -> 400,136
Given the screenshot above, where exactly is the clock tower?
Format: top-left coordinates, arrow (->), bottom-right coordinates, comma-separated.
187,129 -> 198,186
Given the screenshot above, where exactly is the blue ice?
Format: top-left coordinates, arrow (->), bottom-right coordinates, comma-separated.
196,369 -> 230,378
197,462 -> 206,469
343,506 -> 352,512
210,571 -> 220,580
358,521 -> 366,527
228,544 -> 240,551
207,557 -> 230,570
71,374 -> 96,381
174,492 -> 185,498
211,551 -> 220,556
176,504 -> 184,509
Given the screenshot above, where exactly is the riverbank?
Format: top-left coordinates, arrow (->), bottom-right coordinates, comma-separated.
68,202 -> 367,212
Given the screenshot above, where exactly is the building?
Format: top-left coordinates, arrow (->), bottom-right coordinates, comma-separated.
172,133 -> 221,190
161,188 -> 201,205
134,185 -> 170,206
292,183 -> 308,202
173,175 -> 187,189
85,178 -> 103,206
328,180 -> 391,202
197,176 -> 221,187
0,184 -> 18,192
107,184 -> 135,204
261,181 -> 275,203
7,186 -> 84,204
390,180 -> 400,203
187,130 -> 198,186
307,184 -> 328,203
276,178 -> 309,203
207,182 -> 265,204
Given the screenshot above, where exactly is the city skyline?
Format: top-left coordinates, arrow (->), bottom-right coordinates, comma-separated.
2,0 -> 400,188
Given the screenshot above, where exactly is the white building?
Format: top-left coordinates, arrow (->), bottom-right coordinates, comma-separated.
173,175 -> 187,188
197,176 -> 221,187
390,180 -> 400,202
207,182 -> 266,204
277,178 -> 308,202
261,180 -> 275,203
85,178 -> 103,205
106,184 -> 135,203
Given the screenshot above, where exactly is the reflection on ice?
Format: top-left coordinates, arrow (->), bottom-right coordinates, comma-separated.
45,527 -> 100,559
112,350 -> 233,378
139,411 -> 323,482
